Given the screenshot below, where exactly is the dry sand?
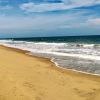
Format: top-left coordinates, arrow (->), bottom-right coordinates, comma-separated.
0,45 -> 100,100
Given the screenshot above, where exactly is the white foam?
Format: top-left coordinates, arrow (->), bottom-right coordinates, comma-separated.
0,39 -> 100,75
0,40 -> 100,61
51,58 -> 100,77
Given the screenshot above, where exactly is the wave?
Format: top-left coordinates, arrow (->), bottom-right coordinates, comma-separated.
0,39 -> 100,57
0,39 -> 100,75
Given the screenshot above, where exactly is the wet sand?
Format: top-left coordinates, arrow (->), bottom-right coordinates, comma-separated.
0,45 -> 100,100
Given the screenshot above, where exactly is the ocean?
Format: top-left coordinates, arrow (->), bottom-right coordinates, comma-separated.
0,35 -> 100,75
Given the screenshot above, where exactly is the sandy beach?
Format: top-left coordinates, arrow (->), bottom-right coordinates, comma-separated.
0,45 -> 100,100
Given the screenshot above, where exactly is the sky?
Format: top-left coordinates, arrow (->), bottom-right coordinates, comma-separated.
0,0 -> 100,38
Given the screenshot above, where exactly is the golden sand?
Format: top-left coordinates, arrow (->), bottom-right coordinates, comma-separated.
0,45 -> 100,100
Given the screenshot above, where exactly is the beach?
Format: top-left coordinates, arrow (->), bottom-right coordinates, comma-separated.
0,45 -> 100,100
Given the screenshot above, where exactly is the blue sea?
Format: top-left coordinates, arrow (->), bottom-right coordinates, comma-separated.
0,35 -> 100,75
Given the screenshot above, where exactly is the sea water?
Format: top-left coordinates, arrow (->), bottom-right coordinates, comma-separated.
0,35 -> 100,75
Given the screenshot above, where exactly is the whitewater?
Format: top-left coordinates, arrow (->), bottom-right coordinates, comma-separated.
0,39 -> 100,75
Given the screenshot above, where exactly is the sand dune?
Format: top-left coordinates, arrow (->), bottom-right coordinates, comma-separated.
0,45 -> 100,100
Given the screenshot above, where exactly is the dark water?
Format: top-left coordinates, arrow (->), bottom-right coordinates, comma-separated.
3,35 -> 100,44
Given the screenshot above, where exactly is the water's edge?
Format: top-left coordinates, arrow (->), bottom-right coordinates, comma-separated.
1,44 -> 100,77
25,48 -> 100,77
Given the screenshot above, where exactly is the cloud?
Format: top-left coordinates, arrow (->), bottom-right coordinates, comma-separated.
0,0 -> 100,37
0,11 -> 85,34
62,0 -> 100,6
20,0 -> 100,13
60,17 -> 100,29
20,2 -> 69,12
87,18 -> 100,26
0,5 -> 13,10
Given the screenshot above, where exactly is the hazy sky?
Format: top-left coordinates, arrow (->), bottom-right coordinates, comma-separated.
0,0 -> 100,38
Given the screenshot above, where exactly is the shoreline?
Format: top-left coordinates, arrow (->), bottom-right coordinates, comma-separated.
1,44 -> 100,79
0,45 -> 100,100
